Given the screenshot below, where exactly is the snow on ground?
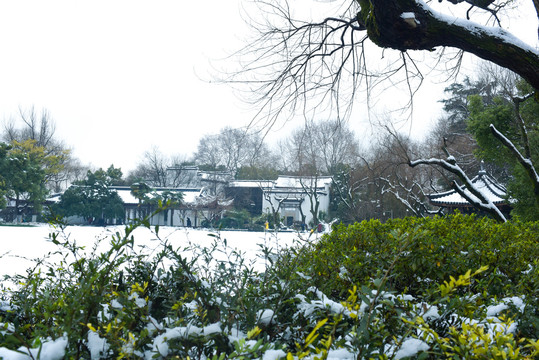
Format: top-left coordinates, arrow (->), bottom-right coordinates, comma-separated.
0,336 -> 68,360
0,224 -> 313,279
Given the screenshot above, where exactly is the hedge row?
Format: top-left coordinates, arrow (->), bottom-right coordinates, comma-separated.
279,213 -> 538,300
0,213 -> 537,358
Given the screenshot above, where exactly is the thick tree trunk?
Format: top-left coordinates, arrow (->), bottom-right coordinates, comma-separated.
358,0 -> 539,89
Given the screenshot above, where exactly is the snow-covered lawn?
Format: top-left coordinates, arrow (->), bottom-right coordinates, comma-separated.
0,224 -> 308,278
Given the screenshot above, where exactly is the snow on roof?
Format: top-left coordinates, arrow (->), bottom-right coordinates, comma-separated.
228,180 -> 274,188
182,190 -> 203,204
274,175 -> 333,189
115,188 -> 138,204
274,195 -> 304,202
198,171 -> 233,183
45,193 -> 62,203
112,187 -> 203,206
430,170 -> 507,206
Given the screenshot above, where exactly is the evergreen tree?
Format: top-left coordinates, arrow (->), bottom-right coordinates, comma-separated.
0,140 -> 56,221
0,143 -> 11,209
440,76 -> 501,134
466,81 -> 539,221
56,166 -> 125,225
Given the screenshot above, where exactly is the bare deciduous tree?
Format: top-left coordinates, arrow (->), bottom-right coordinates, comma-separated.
280,119 -> 361,174
128,146 -> 193,187
195,126 -> 275,174
1,106 -> 81,192
128,146 -> 169,187
368,128 -> 440,218
3,107 -> 58,150
229,0 -> 538,128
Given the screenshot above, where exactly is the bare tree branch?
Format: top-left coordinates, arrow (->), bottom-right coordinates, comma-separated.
489,123 -> 539,203
409,154 -> 507,222
227,0 -> 537,134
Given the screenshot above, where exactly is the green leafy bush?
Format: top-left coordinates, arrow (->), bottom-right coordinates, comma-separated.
282,214 -> 538,300
0,213 -> 537,359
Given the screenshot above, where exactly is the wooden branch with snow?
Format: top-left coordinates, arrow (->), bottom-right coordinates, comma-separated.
409,156 -> 506,222
489,124 -> 539,203
359,0 -> 539,89
380,177 -> 440,217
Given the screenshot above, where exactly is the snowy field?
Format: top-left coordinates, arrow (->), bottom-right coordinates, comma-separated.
0,224 -> 313,279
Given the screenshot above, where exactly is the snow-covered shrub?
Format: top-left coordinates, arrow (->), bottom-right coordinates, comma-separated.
284,214 -> 538,300
0,212 -> 537,359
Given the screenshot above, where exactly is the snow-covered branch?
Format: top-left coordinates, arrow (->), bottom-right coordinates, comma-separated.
511,93 -> 534,159
489,124 -> 539,202
331,174 -> 366,212
409,155 -> 507,222
359,0 -> 539,89
380,177 -> 440,217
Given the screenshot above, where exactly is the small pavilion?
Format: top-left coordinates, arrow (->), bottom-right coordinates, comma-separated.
428,167 -> 512,218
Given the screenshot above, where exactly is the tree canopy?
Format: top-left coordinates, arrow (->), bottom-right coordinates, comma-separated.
0,140 -> 64,220
466,81 -> 539,220
56,166 -> 125,225
194,127 -> 273,175
0,143 -> 11,210
2,107 -> 78,192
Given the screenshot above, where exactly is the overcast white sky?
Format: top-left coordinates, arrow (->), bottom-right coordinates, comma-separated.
0,0 -> 256,172
0,0 -> 537,173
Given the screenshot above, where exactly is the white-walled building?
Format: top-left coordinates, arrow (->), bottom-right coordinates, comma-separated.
41,168 -> 333,228
114,186 -> 232,227
261,176 -> 333,227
